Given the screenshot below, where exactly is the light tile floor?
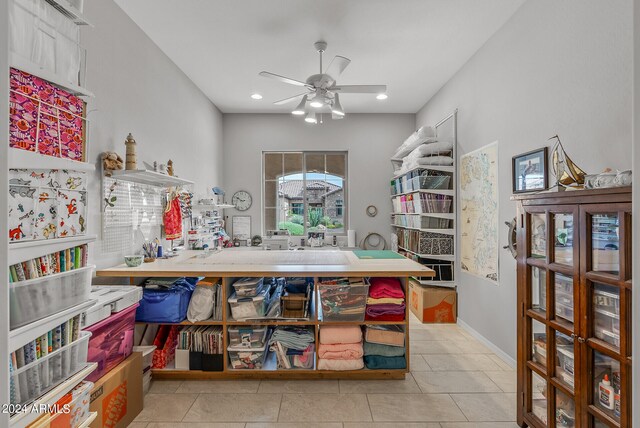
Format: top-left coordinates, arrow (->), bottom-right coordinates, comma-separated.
132,314 -> 518,428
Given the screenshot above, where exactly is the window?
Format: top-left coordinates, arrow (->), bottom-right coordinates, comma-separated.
263,151 -> 347,236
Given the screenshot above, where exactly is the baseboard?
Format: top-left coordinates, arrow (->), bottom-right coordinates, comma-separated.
457,317 -> 516,369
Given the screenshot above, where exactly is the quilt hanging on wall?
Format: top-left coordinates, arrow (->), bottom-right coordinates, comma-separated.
460,141 -> 499,283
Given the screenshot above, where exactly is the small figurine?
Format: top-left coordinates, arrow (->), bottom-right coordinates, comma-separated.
124,133 -> 137,170
102,151 -> 124,176
167,159 -> 174,176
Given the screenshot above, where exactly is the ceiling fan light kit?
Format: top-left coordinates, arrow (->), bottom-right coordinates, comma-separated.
260,41 -> 387,124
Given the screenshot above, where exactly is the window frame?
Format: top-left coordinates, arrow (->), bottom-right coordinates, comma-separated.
262,150 -> 348,237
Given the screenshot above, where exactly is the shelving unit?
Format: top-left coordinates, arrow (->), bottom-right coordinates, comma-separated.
97,251 -> 433,380
8,234 -> 96,266
109,169 -> 194,187
390,112 -> 458,288
9,363 -> 97,428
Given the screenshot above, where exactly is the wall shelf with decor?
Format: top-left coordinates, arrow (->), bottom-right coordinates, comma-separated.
108,169 -> 194,187
390,111 -> 458,288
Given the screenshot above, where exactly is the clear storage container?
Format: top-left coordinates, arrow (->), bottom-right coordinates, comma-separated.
228,291 -> 267,320
227,343 -> 268,370
228,326 -> 268,348
413,175 -> 451,190
85,303 -> 138,382
318,279 -> 370,321
11,331 -> 91,406
231,277 -> 264,297
9,265 -> 93,330
133,345 -> 156,371
422,197 -> 452,214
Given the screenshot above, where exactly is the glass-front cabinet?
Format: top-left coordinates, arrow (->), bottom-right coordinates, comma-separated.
515,188 -> 632,428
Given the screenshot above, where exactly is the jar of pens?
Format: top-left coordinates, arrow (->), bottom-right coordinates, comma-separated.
142,239 -> 159,263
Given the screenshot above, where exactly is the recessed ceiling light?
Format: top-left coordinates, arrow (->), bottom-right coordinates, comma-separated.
251,93 -> 263,100
376,93 -> 388,100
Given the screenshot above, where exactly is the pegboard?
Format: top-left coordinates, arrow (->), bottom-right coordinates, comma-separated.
101,176 -> 164,254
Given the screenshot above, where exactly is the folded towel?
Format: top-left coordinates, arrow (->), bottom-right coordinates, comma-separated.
364,342 -> 406,357
365,313 -> 405,321
364,355 -> 406,370
318,342 -> 364,360
318,358 -> 364,371
320,325 -> 363,345
369,278 -> 405,299
366,303 -> 406,317
366,297 -> 405,305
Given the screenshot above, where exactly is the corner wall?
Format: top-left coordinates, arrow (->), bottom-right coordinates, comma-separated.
222,113 -> 416,242
81,0 -> 224,269
416,0 -> 632,358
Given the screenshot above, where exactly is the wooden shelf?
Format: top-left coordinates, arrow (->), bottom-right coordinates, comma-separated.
391,212 -> 455,218
9,363 -> 97,428
109,169 -> 194,187
152,367 -> 407,380
10,53 -> 94,97
9,148 -> 96,171
391,189 -> 455,197
10,299 -> 95,351
8,234 -> 97,266
137,319 -> 223,326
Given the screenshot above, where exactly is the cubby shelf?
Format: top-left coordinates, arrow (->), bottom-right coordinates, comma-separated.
10,53 -> 94,97
8,234 -> 97,266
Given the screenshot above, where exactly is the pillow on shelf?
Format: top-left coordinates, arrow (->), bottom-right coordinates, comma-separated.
406,141 -> 453,159
392,126 -> 437,160
402,155 -> 454,169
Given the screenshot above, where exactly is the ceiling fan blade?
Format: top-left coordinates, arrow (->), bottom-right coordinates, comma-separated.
273,92 -> 309,105
333,84 -> 387,94
259,71 -> 311,88
325,55 -> 351,79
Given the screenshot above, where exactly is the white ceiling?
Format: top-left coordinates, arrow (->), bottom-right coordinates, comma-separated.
115,0 -> 524,113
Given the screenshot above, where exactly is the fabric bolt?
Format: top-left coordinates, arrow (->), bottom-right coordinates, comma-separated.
319,325 -> 363,345
364,341 -> 406,357
364,355 -> 406,370
365,313 -> 405,321
366,297 -> 405,305
163,196 -> 183,240
366,303 -> 406,317
369,277 -> 405,299
318,342 -> 364,360
317,358 -> 364,371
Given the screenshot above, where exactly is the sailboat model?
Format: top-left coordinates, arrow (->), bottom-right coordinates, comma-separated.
548,135 -> 587,188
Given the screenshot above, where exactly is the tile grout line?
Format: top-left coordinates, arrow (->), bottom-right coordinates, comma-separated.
179,392 -> 200,422
276,392 -> 283,422
365,392 -> 375,423
448,393 -> 470,422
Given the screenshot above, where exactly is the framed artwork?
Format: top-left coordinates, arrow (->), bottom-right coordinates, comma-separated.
512,147 -> 548,193
232,215 -> 251,242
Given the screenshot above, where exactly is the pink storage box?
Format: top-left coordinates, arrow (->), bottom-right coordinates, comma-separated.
84,303 -> 138,382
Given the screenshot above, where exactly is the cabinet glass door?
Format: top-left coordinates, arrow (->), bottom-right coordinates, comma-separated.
591,213 -> 620,275
554,213 -> 575,266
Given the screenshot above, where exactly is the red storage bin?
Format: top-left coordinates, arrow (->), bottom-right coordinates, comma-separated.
84,303 -> 138,382
152,325 -> 180,369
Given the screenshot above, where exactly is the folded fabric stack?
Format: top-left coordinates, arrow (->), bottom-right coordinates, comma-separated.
365,277 -> 405,321
317,325 -> 364,371
364,325 -> 406,370
268,326 -> 315,369
391,125 -> 454,175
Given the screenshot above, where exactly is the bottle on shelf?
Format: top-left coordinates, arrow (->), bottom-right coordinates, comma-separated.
598,374 -> 615,410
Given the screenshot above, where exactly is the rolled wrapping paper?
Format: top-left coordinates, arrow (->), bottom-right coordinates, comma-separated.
347,230 -> 356,247
318,342 -> 364,360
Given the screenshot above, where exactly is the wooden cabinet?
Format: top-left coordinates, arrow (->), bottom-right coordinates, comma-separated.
514,187 -> 632,428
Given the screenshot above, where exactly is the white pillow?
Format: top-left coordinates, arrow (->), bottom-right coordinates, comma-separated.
407,141 -> 453,159
403,155 -> 454,169
392,126 -> 437,159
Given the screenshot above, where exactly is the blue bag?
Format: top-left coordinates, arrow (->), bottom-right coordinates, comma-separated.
136,277 -> 199,323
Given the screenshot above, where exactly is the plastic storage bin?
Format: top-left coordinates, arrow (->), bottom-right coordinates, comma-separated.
228,343 -> 268,369
232,277 -> 264,297
11,331 -> 91,406
413,175 -> 451,190
50,380 -> 92,428
228,326 -> 268,348
9,265 -> 93,330
85,303 -> 138,382
228,290 -> 267,320
133,345 -> 156,372
318,279 -> 370,321
421,197 -> 453,214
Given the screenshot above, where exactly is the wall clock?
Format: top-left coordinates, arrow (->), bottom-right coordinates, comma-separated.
231,190 -> 252,211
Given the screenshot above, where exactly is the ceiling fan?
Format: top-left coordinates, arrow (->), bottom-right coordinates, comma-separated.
259,41 -> 387,124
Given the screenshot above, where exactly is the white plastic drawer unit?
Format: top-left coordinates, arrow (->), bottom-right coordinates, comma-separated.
9,265 -> 94,330
10,331 -> 91,406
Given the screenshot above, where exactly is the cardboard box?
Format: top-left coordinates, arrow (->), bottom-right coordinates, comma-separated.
89,352 -> 143,428
409,280 -> 457,323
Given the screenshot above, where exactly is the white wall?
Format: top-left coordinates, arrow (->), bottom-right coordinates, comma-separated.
81,0 -> 224,269
416,0 -> 633,359
222,113 -> 415,243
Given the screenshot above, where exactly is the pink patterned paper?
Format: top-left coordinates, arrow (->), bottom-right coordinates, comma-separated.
9,68 -> 86,161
